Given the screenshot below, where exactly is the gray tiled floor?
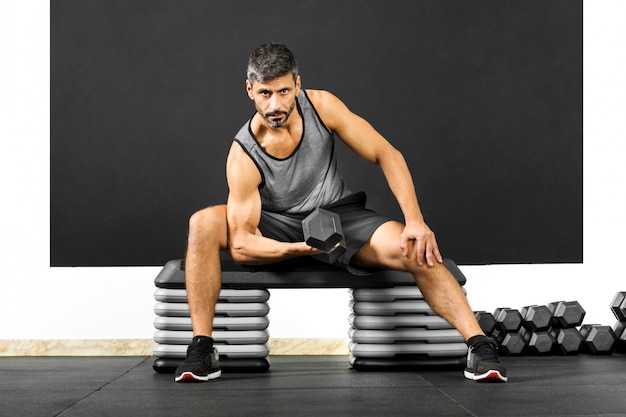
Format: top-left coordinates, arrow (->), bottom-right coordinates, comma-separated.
2,355 -> 625,417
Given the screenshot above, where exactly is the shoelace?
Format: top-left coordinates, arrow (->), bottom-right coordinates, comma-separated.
187,345 -> 212,362
472,340 -> 500,362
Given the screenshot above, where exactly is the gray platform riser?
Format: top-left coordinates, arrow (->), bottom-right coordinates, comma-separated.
154,330 -> 269,345
153,316 -> 269,331
348,342 -> 468,358
153,343 -> 270,359
348,328 -> 464,344
154,288 -> 270,303
349,355 -> 466,368
350,300 -> 438,316
349,286 -> 466,302
348,314 -> 454,330
154,302 -> 270,317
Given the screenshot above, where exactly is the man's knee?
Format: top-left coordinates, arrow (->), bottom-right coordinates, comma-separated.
188,205 -> 227,248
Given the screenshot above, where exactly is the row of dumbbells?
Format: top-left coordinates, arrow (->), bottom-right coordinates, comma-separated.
474,292 -> 626,356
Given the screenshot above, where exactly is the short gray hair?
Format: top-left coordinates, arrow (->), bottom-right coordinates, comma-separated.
246,43 -> 299,84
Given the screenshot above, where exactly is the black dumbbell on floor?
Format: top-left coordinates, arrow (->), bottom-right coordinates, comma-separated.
609,292 -> 626,352
520,328 -> 555,355
302,208 -> 346,264
494,308 -> 523,333
549,301 -> 586,329
551,327 -> 584,355
519,305 -> 556,355
580,324 -> 617,355
494,331 -> 527,356
474,311 -> 497,336
610,292 -> 626,321
491,308 -> 526,355
521,305 -> 553,332
612,321 -> 626,352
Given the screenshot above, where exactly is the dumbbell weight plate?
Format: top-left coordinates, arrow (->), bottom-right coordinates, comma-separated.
302,208 -> 347,264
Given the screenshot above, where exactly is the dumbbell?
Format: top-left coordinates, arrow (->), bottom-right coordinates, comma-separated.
549,301 -> 586,328
493,308 -> 523,333
612,321 -> 626,352
474,311 -> 496,335
302,208 -> 346,264
609,292 -> 626,352
494,331 -> 527,356
491,308 -> 525,354
610,291 -> 626,321
551,327 -> 583,355
520,328 -> 555,355
521,305 -> 553,332
579,324 -> 617,355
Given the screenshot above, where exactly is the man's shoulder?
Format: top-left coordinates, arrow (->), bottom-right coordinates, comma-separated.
303,89 -> 342,115
303,88 -> 332,103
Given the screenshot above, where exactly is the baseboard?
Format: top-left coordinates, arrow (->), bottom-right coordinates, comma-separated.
269,338 -> 350,355
0,339 -> 155,356
0,338 -> 350,356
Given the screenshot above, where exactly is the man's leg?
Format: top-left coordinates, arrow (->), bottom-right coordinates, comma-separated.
175,205 -> 227,382
352,221 -> 507,382
185,205 -> 228,337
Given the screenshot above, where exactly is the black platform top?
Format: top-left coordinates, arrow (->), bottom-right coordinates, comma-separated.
154,257 -> 466,289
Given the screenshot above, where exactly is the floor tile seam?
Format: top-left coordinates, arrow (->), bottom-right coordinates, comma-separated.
433,390 -> 480,417
53,357 -> 152,417
53,386 -> 109,416
418,377 -> 480,417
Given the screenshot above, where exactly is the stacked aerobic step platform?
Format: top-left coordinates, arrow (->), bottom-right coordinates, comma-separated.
152,287 -> 271,373
349,284 -> 468,370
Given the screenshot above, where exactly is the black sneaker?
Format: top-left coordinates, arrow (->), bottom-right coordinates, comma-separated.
464,336 -> 508,382
175,338 -> 221,382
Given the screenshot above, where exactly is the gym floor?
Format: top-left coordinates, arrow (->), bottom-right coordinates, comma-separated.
3,354 -> 625,417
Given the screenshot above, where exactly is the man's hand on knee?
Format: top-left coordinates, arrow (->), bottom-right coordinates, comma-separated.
400,222 -> 443,267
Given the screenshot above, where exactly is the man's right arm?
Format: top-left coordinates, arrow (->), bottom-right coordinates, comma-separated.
225,142 -> 320,265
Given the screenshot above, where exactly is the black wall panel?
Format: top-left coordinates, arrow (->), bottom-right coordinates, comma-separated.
51,0 -> 582,266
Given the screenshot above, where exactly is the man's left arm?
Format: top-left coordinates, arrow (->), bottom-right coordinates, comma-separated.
308,89 -> 443,266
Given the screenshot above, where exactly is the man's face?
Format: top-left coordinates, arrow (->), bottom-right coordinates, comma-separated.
246,74 -> 301,128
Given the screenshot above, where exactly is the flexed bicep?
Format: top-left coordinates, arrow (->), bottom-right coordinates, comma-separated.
225,141 -> 319,265
225,142 -> 263,252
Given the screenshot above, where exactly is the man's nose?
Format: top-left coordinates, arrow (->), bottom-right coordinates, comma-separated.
268,94 -> 282,111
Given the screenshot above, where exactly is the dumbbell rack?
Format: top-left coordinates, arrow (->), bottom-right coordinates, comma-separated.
152,288 -> 272,373
476,295 -> 626,356
348,284 -> 467,369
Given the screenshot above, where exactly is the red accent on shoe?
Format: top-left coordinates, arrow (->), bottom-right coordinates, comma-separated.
477,370 -> 507,383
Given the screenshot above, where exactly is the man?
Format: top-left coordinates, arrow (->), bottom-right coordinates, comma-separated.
175,43 -> 507,383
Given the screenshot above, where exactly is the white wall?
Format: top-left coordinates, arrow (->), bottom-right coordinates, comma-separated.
1,2 -> 624,342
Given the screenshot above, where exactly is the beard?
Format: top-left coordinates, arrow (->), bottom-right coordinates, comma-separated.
261,101 -> 296,128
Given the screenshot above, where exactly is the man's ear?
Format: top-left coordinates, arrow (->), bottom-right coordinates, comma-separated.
295,75 -> 301,95
245,79 -> 254,100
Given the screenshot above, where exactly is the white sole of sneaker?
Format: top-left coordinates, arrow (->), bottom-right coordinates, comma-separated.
175,370 -> 222,382
464,369 -> 508,382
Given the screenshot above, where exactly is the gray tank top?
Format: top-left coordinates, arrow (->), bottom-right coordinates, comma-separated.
233,89 -> 351,214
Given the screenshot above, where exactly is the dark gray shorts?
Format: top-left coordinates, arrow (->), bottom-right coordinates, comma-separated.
258,192 -> 394,275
